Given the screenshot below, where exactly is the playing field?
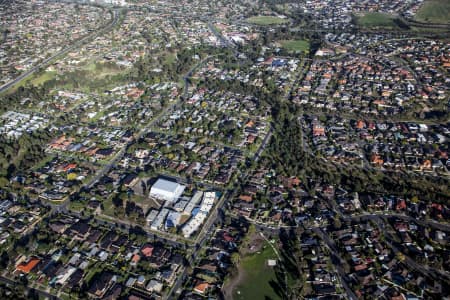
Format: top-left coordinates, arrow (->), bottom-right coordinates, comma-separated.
280,40 -> 310,53
247,16 -> 289,25
232,242 -> 283,300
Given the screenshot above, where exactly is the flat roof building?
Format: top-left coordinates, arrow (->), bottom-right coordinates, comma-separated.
149,179 -> 185,202
151,208 -> 169,231
146,209 -> 159,227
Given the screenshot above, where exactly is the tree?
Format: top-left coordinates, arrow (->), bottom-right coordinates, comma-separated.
112,194 -> 123,208
231,252 -> 240,266
0,177 -> 8,188
6,163 -> 16,179
0,251 -> 9,268
333,217 -> 342,229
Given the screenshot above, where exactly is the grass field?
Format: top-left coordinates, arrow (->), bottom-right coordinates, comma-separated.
30,71 -> 56,86
4,61 -> 119,94
247,16 -> 289,25
82,61 -> 123,78
415,0 -> 450,23
233,242 -> 283,300
102,197 -> 115,217
4,70 -> 57,94
280,40 -> 310,53
356,12 -> 397,28
164,53 -> 177,65
69,200 -> 85,212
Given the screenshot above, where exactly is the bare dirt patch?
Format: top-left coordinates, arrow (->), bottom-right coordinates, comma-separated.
241,232 -> 265,256
222,264 -> 246,300
222,232 -> 265,299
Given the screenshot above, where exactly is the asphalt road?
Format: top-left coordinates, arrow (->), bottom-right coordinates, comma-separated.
367,215 -> 450,282
91,215 -> 186,249
312,227 -> 358,300
83,55 -> 214,192
49,56 -> 209,213
182,55 -> 214,98
0,275 -> 61,300
346,212 -> 450,233
207,21 -> 236,50
0,8 -> 120,94
231,208 -> 450,299
166,95 -> 274,300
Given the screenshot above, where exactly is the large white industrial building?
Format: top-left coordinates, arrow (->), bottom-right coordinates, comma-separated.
149,179 -> 186,202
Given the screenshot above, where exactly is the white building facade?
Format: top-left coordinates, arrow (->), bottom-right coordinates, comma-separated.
149,179 -> 185,202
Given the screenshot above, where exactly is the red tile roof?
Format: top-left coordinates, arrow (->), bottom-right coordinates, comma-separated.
16,257 -> 40,274
132,254 -> 141,263
141,245 -> 154,257
194,282 -> 209,294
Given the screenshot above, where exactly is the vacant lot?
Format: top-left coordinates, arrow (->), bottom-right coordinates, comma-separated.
280,40 -> 310,53
30,70 -> 57,86
356,12 -> 397,28
82,61 -> 124,79
247,16 -> 288,25
7,70 -> 56,93
415,0 -> 450,23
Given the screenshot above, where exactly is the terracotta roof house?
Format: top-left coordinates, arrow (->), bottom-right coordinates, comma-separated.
141,244 -> 154,257
194,282 -> 210,295
15,257 -> 40,274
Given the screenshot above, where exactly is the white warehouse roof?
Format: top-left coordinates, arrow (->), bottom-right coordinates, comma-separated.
149,179 -> 185,202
